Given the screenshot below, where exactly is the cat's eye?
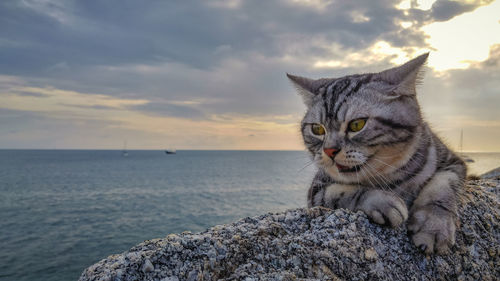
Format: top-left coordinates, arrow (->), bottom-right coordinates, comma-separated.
311,124 -> 325,135
348,118 -> 367,132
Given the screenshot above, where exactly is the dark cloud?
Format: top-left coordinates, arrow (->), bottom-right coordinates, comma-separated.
4,0 -> 484,77
381,29 -> 429,48
57,103 -> 117,110
429,0 -> 494,22
13,91 -> 49,97
400,0 -> 495,27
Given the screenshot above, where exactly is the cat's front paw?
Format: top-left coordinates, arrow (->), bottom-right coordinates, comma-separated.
408,207 -> 456,254
356,190 -> 408,228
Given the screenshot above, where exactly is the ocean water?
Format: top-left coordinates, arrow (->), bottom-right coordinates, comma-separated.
0,150 -> 498,281
463,152 -> 500,176
0,150 -> 316,281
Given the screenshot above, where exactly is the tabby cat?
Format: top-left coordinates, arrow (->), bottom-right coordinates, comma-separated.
288,53 -> 466,254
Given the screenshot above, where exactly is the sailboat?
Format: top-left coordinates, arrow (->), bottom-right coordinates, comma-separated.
122,140 -> 129,157
459,130 -> 474,163
165,148 -> 176,154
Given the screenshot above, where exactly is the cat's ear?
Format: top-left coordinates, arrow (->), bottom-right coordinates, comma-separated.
377,52 -> 429,96
287,73 -> 331,107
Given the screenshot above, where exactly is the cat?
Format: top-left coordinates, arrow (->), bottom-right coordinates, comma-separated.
287,53 -> 466,255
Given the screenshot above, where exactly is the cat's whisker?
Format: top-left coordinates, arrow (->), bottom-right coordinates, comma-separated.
355,166 -> 361,186
361,164 -> 385,190
362,163 -> 401,196
363,163 -> 391,190
364,162 -> 414,198
297,159 -> 318,173
368,161 -> 418,197
359,166 -> 377,189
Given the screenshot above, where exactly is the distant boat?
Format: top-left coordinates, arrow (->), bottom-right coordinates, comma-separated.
122,141 -> 129,157
165,149 -> 176,155
459,129 -> 474,163
462,155 -> 474,163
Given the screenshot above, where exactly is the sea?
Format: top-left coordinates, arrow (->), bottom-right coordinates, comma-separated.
0,150 -> 498,281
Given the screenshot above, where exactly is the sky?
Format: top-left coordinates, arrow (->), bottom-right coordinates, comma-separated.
0,0 -> 499,151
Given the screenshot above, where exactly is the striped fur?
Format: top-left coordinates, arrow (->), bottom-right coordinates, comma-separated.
289,53 -> 466,254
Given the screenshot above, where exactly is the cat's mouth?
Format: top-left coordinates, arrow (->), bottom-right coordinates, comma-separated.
336,163 -> 363,173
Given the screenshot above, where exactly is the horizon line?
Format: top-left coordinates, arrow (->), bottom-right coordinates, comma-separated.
0,148 -> 499,153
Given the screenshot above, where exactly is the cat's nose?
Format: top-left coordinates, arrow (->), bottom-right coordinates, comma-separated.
323,148 -> 340,159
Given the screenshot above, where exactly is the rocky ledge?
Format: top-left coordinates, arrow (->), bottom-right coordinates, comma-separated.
80,180 -> 499,281
481,167 -> 500,180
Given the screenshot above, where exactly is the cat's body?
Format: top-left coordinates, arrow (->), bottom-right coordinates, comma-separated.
288,53 -> 466,254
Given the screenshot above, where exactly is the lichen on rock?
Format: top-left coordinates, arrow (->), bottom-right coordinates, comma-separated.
79,180 -> 499,281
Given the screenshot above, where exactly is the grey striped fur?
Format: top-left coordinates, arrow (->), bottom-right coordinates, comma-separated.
288,53 -> 466,254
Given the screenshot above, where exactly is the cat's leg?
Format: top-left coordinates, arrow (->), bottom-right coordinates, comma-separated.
310,183 -> 408,228
408,170 -> 460,254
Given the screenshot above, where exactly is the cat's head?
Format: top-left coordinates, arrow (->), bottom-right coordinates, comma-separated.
289,53 -> 428,184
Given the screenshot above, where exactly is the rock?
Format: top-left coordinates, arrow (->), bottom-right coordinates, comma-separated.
79,180 -> 500,281
481,167 -> 500,180
364,247 -> 378,261
142,259 -> 154,273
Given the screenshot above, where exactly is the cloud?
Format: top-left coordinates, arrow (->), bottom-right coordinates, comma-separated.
0,78 -> 304,149
480,44 -> 500,68
0,107 -> 128,149
0,85 -> 149,113
3,0 -> 490,77
12,90 -> 49,98
421,0 -> 500,70
429,0 -> 494,22
129,101 -> 207,119
58,103 -> 118,110
1,0 -> 492,87
417,44 -> 500,150
0,0 -> 498,149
